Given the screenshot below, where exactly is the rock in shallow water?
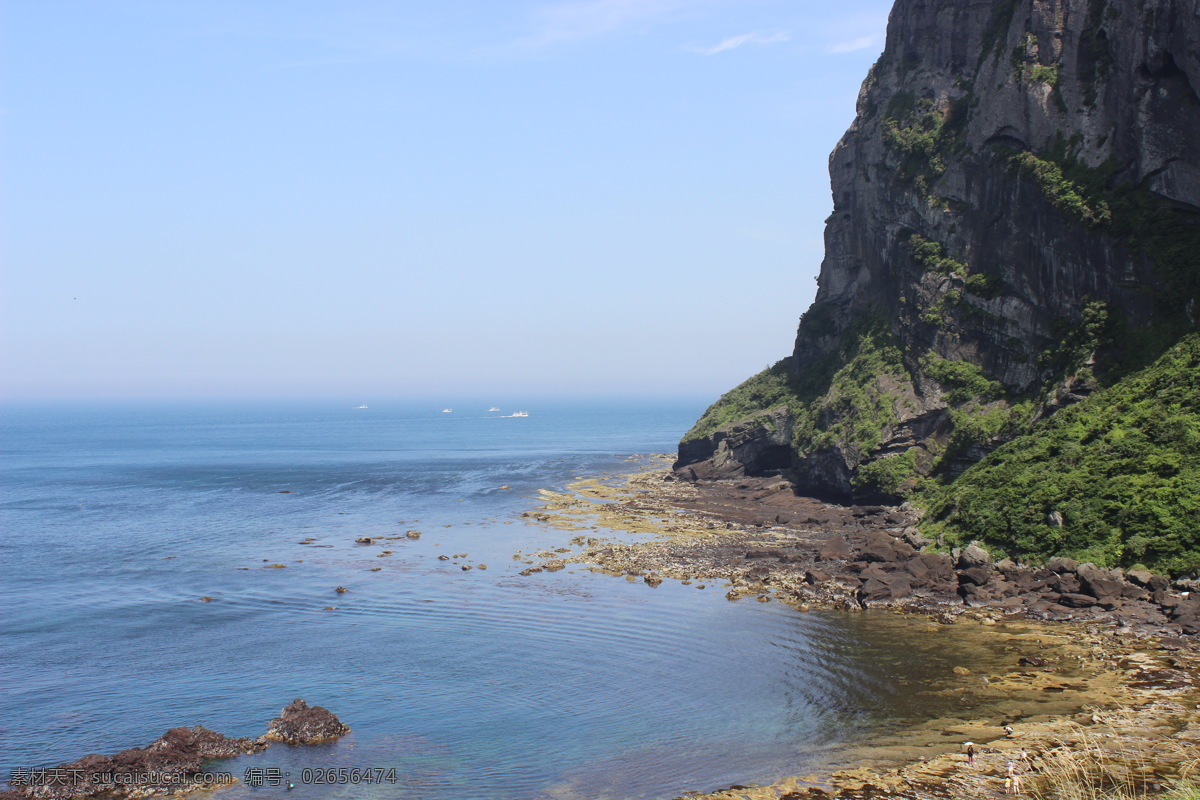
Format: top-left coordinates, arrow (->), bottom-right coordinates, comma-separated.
263,698 -> 350,745
0,726 -> 265,800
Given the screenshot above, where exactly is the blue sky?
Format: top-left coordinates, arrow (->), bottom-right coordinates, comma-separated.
1,0 -> 891,402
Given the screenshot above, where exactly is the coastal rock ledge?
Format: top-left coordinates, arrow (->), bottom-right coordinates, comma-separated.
1,701 -> 350,800
0,726 -> 265,800
262,698 -> 350,745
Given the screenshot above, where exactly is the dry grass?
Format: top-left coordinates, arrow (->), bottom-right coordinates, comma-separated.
1028,717 -> 1200,800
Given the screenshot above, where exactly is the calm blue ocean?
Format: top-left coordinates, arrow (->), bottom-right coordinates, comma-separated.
0,401 -> 985,800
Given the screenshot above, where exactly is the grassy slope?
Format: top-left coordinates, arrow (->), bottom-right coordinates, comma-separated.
682,326 -> 909,469
920,334 -> 1200,575
682,359 -> 804,444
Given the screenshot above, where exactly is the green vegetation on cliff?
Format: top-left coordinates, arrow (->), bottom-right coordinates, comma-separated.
1008,139 -> 1200,340
882,92 -> 970,200
909,234 -> 967,277
683,320 -> 909,459
921,334 -> 1200,575
791,328 -> 908,458
679,0 -> 1200,575
1010,150 -> 1112,226
682,358 -> 807,443
920,353 -> 1034,463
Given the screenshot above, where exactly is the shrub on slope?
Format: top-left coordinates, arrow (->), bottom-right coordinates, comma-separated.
921,334 -> 1200,575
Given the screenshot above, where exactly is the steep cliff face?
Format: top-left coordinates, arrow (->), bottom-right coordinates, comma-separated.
680,0 -> 1200,509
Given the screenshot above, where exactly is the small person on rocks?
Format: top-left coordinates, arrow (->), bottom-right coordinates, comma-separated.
964,741 -> 975,765
1004,724 -> 1015,737
1004,776 -> 1013,795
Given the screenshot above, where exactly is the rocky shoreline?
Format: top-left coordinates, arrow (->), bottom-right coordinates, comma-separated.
518,458 -> 1200,799
523,459 -> 1199,638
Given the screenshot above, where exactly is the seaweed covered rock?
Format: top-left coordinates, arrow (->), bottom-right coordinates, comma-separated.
263,698 -> 349,745
0,725 -> 264,799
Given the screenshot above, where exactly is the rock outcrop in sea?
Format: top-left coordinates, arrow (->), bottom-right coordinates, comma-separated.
1,700 -> 351,800
0,726 -> 265,800
677,0 -> 1199,575
263,698 -> 350,745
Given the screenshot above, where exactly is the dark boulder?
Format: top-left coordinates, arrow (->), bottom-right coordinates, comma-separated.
860,563 -> 895,581
957,566 -> 993,587
861,532 -> 900,563
817,536 -> 852,562
890,538 -> 918,561
1007,570 -> 1039,591
1125,568 -> 1154,587
957,544 -> 992,570
992,579 -> 1020,597
1127,570 -> 1170,593
859,574 -> 912,604
1156,592 -> 1184,610
1047,557 -> 1078,574
959,583 -> 994,606
903,557 -> 932,583
1028,599 -> 1054,614
264,699 -> 350,745
901,527 -> 931,549
1050,574 -> 1082,594
804,569 -> 831,585
918,552 -> 955,582
1122,583 -> 1151,601
1078,568 -> 1125,602
1168,598 -> 1200,621
1059,593 -> 1099,608
1027,576 -> 1053,593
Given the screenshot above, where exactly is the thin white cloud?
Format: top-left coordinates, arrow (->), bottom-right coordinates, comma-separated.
692,30 -> 790,55
827,34 -> 879,54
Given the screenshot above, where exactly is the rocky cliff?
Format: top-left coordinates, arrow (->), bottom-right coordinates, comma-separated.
678,0 -> 1200,572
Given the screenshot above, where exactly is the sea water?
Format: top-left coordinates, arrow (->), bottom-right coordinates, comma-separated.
1,401 -> 999,800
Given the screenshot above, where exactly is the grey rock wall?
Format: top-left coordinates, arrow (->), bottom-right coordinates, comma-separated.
679,0 -> 1200,499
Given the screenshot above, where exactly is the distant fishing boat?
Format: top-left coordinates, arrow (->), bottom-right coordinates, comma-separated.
488,407 -> 501,412
442,408 -> 453,413
356,405 -> 368,409
511,411 -> 529,417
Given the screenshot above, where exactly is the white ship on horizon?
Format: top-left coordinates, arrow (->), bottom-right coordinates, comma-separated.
511,411 -> 529,417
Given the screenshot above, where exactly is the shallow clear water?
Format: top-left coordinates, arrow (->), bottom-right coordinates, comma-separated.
0,401 -> 1007,799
